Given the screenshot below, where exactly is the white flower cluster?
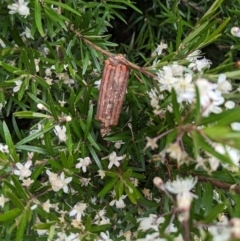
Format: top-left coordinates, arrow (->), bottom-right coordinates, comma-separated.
8,0 -> 30,18
149,49 -> 233,117
154,176 -> 197,221
46,170 -> 72,193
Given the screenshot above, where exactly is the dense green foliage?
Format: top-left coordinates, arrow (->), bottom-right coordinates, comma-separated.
1,0 -> 240,240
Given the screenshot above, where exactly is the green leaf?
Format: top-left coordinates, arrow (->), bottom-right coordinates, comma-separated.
98,177 -> 118,197
200,107 -> 240,126
88,145 -> 102,169
122,169 -> 132,178
14,111 -> 51,119
47,91 -> 58,121
3,121 -> 18,162
11,175 -> 29,200
5,192 -> 24,209
35,0 -> 45,37
203,203 -> 225,223
199,0 -> 224,24
82,50 -> 90,75
202,182 -> 213,216
183,21 -> 209,44
33,222 -> 56,229
16,210 -> 29,241
88,224 -> 111,233
124,185 -> 137,204
44,0 -> 81,16
15,123 -> 54,147
115,181 -> 124,200
84,104 -> 93,140
171,88 -> 181,124
0,208 -> 21,222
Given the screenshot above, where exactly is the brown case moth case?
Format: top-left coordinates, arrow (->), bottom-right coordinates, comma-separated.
96,54 -> 130,136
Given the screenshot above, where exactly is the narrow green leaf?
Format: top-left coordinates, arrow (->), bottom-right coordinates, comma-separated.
47,91 -> 58,121
16,210 -> 29,241
202,182 -> 213,216
88,224 -> 111,233
171,88 -> 181,124
44,131 -> 54,156
199,0 -> 224,23
0,208 -> 21,222
183,21 -> 209,44
98,177 -> 118,197
11,175 -> 28,200
125,185 -> 137,204
84,104 -> 93,139
82,51 -> 90,75
18,76 -> 29,101
122,169 -> 132,178
115,181 -> 124,200
14,111 -> 51,119
34,222 -> 56,229
15,123 -> 54,146
35,0 -> 45,37
44,0 -> 81,16
3,121 -> 18,162
203,203 -> 225,223
6,192 -> 24,209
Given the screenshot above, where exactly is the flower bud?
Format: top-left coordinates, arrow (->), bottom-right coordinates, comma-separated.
153,177 -> 164,189
231,27 -> 240,38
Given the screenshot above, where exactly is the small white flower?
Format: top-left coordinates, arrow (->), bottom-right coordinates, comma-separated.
8,0 -> 30,18
145,137 -> 158,150
106,151 -> 125,169
30,204 -> 37,210
58,172 -> 72,193
34,59 -> 40,72
13,80 -> 22,92
114,141 -> 124,149
14,160 -> 32,180
46,170 -> 72,193
22,178 -> 33,187
136,232 -> 163,241
0,194 -> 9,208
0,39 -> 6,48
217,74 -> 232,93
54,125 -> 67,142
109,195 -> 127,209
189,58 -> 211,72
0,143 -> 9,153
80,177 -> 91,186
174,74 -> 195,103
42,199 -> 52,213
186,50 -> 202,62
164,176 -> 197,195
21,27 -> 32,39
76,157 -> 92,173
231,27 -> 240,38
97,170 -> 106,179
166,143 -> 188,165
69,202 -> 87,221
155,66 -> 178,92
56,232 -> 80,241
98,231 -> 113,241
155,42 -> 168,55
231,122 -> 240,131
137,214 -> 165,232
196,78 -> 225,116
225,100 -> 235,109
94,79 -> 101,89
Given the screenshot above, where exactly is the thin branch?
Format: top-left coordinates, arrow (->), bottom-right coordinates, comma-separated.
181,0 -> 204,13
65,22 -> 157,79
195,175 -> 240,194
